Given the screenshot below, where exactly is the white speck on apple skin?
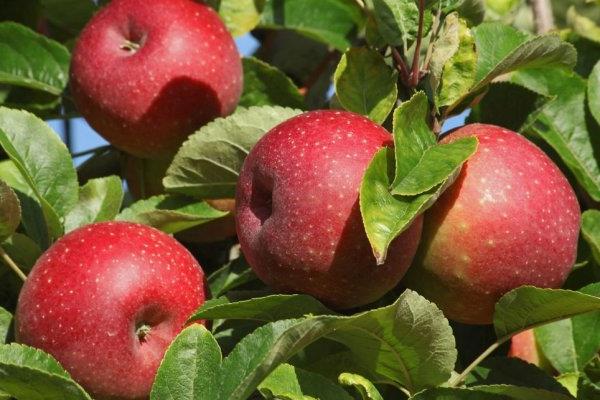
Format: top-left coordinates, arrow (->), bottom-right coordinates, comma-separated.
15,221 -> 207,399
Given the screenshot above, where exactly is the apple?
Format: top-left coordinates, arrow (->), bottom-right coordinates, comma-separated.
70,0 -> 243,159
15,221 -> 207,400
122,153 -> 238,243
508,329 -> 545,367
235,110 -> 423,309
404,124 -> 581,324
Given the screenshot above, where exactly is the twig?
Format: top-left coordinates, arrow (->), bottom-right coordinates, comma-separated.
410,0 -> 427,87
448,340 -> 503,387
391,47 -> 411,87
0,246 -> 27,282
531,0 -> 555,34
71,145 -> 112,158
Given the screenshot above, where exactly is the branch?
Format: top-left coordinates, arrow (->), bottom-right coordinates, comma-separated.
392,47 -> 411,87
531,0 -> 555,34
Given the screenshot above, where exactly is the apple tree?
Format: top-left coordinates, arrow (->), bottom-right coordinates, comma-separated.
0,0 -> 599,399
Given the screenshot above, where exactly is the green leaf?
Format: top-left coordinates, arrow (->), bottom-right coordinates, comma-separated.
370,0 -> 420,47
433,14 -> 477,108
0,180 -> 20,242
240,57 -> 304,109
64,176 -> 124,233
0,308 -> 11,344
205,290 -> 456,396
0,233 -> 39,311
39,0 -> 96,36
535,320 -> 578,373
338,373 -> 384,400
0,22 -> 69,95
445,23 -> 577,115
567,6 -> 600,45
258,364 -> 353,400
588,61 -> 600,127
164,106 -> 302,199
411,385 -> 573,399
534,283 -> 600,374
511,67 -> 600,201
0,343 -> 92,399
493,286 -> 600,341
360,147 -> 456,263
334,47 -> 398,124
555,372 -> 579,397
208,256 -> 257,298
217,318 -> 305,400
465,357 -> 571,395
391,92 -> 437,183
259,0 -> 364,51
155,290 -> 456,399
116,194 -> 228,234
0,108 -> 78,239
391,137 -> 477,196
150,325 -> 221,400
190,293 -> 334,323
206,0 -> 265,37
2,233 -> 41,270
582,210 -> 600,264
360,92 -> 470,263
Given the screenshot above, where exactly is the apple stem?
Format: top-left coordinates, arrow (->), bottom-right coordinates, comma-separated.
409,0 -> 426,88
0,246 -> 27,282
447,339 -> 504,387
120,40 -> 141,52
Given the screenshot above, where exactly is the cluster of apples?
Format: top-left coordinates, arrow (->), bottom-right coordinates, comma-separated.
13,0 -> 581,398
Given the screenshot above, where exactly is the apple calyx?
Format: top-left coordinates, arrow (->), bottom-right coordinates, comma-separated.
135,323 -> 152,343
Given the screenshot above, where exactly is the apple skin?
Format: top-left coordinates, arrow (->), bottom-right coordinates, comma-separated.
70,0 -> 242,159
15,221 -> 207,400
508,330 -> 544,366
235,110 -> 423,309
121,153 -> 238,243
404,124 -> 580,324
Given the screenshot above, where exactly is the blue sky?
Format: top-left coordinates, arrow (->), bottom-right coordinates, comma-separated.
48,33 -> 467,165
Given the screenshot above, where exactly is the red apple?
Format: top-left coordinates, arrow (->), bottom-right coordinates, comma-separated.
508,329 -> 542,366
235,110 -> 423,309
404,124 -> 580,324
70,0 -> 242,159
15,221 -> 207,400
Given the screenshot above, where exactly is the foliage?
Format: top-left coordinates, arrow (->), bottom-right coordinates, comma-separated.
0,0 -> 599,399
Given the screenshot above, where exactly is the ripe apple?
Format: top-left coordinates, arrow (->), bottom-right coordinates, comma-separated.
15,221 -> 207,400
404,124 -> 580,324
236,110 -> 423,309
121,153 -> 237,243
508,329 -> 544,366
70,0 -> 243,159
